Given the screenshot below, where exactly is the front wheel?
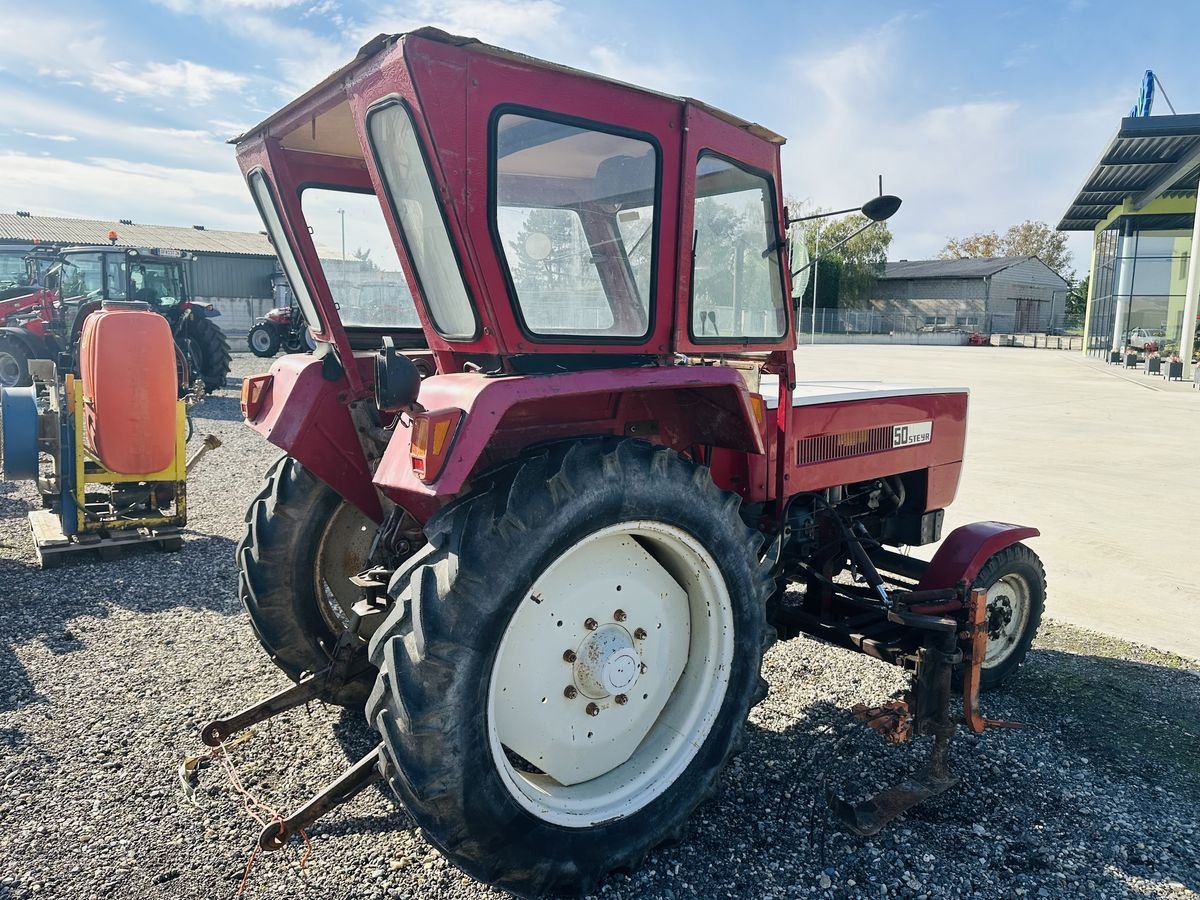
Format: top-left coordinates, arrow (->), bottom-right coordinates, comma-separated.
247,323 -> 280,357
366,440 -> 774,896
974,542 -> 1045,690
0,340 -> 30,388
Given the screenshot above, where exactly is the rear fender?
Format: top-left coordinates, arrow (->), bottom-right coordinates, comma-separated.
915,521 -> 1040,590
245,353 -> 382,520
374,366 -> 763,509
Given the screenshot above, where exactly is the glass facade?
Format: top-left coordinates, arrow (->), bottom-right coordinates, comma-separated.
1086,219 -> 1193,358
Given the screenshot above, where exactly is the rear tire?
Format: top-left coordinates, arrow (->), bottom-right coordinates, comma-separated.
0,339 -> 30,388
187,315 -> 232,392
973,542 -> 1045,690
238,456 -> 377,706
366,439 -> 774,896
247,323 -> 279,358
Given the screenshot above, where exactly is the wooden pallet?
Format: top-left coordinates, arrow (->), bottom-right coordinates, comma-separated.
28,509 -> 184,568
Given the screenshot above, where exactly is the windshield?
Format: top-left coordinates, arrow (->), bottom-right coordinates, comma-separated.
0,252 -> 27,285
300,188 -> 419,329
59,253 -> 105,298
492,112 -> 658,339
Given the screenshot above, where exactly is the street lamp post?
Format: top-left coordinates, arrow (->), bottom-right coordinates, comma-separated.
337,208 -> 346,264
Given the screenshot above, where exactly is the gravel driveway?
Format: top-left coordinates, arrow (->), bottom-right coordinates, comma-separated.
1,355 -> 1197,900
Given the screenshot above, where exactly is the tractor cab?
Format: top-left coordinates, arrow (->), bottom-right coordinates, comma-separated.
233,28 -> 793,391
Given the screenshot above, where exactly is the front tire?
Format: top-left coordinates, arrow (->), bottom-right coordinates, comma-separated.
366,439 -> 774,896
974,542 -> 1045,690
0,339 -> 30,388
247,323 -> 280,357
238,456 -> 378,705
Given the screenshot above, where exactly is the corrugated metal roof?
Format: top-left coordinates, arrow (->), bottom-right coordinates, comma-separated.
880,256 -> 1039,280
1059,114 -> 1200,231
0,213 -> 274,257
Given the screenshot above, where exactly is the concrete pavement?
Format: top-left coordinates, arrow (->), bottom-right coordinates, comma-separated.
792,344 -> 1200,659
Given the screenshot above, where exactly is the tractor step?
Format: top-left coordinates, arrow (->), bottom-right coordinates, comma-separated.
27,509 -> 183,568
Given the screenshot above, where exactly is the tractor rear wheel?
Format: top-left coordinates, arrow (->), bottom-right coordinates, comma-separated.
187,315 -> 232,392
0,339 -> 30,388
973,542 -> 1045,690
366,439 -> 774,896
247,323 -> 279,358
238,456 -> 378,706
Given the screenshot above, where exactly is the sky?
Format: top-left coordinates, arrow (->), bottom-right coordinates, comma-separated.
1,0 -> 1199,278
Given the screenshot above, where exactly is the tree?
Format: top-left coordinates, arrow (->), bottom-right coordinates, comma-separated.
1002,220 -> 1072,278
940,220 -> 1073,279
1065,274 -> 1088,323
785,197 -> 893,309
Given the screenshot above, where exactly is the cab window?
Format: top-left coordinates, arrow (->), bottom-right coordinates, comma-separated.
493,111 -> 658,339
691,154 -> 786,341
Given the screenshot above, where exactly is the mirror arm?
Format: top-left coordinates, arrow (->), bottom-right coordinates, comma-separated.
789,220 -> 879,278
786,205 -> 862,224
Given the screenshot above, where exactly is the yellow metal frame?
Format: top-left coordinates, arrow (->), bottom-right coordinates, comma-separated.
65,375 -> 188,533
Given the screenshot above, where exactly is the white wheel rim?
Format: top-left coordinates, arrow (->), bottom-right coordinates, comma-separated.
983,573 -> 1031,668
251,329 -> 273,353
486,521 -> 735,827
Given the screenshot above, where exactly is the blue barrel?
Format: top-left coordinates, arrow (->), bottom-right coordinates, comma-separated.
1,385 -> 38,480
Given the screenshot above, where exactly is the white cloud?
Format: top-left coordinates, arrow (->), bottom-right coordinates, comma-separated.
355,0 -> 566,52
93,60 -> 248,105
779,24 -> 1121,272
0,152 -> 258,232
153,0 -> 303,11
17,131 -> 77,143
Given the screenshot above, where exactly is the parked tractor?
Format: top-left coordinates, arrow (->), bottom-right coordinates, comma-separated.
246,298 -> 316,357
0,244 -> 231,392
206,29 -> 1046,896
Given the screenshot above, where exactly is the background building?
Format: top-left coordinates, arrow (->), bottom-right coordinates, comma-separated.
866,256 -> 1070,332
1059,113 -> 1200,374
0,212 -> 288,339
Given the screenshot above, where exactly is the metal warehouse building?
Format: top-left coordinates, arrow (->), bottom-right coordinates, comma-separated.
867,256 -> 1070,333
0,212 -> 286,338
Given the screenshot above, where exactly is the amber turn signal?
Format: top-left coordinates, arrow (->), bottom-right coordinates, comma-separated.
241,374 -> 273,421
410,408 -> 464,483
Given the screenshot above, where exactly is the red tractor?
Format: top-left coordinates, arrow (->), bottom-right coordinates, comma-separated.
208,29 -> 1045,896
0,245 -> 231,392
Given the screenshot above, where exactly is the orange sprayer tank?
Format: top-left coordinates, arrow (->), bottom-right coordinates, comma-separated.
79,301 -> 177,475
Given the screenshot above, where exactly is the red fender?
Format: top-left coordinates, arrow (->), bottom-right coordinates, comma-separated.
373,365 -> 763,512
915,521 -> 1040,591
244,353 -> 382,521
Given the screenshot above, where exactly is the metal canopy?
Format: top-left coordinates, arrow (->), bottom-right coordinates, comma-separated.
1058,114 -> 1200,231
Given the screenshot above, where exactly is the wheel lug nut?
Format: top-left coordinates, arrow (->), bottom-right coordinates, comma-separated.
584,617 -> 598,631
585,702 -> 600,717
562,649 -> 577,663
615,694 -> 628,705
563,685 -> 577,699
613,609 -> 626,622
634,628 -> 647,640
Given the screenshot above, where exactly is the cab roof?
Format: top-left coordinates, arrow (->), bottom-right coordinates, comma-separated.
231,27 -> 786,148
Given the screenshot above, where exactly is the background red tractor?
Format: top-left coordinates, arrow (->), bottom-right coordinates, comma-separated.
0,244 -> 231,392
208,29 -> 1045,896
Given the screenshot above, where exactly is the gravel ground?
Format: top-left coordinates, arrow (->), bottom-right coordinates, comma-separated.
1,354 -> 1197,900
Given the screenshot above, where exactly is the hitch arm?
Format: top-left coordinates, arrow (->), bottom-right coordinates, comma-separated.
259,744 -> 386,851
200,670 -> 329,747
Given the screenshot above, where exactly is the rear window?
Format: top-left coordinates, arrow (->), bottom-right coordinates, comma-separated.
492,111 -> 659,340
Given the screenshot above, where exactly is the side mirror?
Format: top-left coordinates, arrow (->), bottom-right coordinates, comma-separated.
789,226 -> 811,302
375,336 -> 422,413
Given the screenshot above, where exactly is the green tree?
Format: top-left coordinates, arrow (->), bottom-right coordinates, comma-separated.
785,197 -> 892,308
940,220 -> 1073,279
1065,273 -> 1089,323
